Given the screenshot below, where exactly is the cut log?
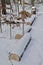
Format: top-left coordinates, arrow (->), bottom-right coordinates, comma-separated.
19,11 -> 32,18
15,34 -> 23,39
25,15 -> 36,25
25,12 -> 32,18
9,33 -> 31,61
9,53 -> 20,61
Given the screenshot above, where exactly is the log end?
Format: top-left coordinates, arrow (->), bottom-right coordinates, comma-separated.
9,53 -> 20,61
15,34 -> 23,39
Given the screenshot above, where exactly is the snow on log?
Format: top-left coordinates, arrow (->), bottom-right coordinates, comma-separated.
25,15 -> 36,25
9,33 -> 31,61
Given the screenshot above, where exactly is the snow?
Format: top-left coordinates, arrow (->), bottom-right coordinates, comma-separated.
0,3 -> 43,65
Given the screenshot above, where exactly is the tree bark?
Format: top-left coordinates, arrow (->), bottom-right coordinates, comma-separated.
31,0 -> 35,6
1,0 -> 6,14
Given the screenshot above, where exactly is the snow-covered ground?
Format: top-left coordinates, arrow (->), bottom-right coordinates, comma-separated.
0,4 -> 43,65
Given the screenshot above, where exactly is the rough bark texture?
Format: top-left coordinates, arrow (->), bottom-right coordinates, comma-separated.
31,0 -> 35,6
1,0 -> 6,14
